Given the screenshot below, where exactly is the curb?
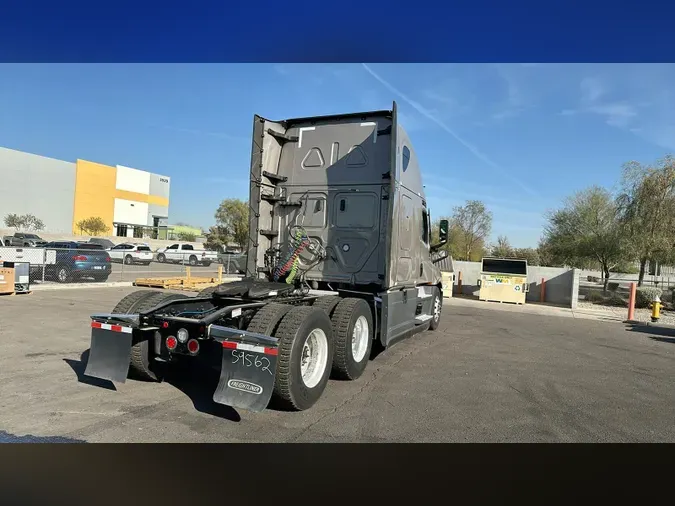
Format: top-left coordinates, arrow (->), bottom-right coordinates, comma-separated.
624,319 -> 675,329
31,282 -> 135,291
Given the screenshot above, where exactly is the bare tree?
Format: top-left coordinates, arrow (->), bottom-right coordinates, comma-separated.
490,235 -> 513,258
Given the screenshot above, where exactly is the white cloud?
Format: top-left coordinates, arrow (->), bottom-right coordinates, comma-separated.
580,77 -> 605,103
561,76 -> 642,130
589,103 -> 638,127
360,63 -> 539,197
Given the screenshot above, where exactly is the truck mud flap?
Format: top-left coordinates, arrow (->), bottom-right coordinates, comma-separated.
83,322 -> 135,383
213,339 -> 279,413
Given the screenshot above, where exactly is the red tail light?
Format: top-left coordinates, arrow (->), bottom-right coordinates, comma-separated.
187,339 -> 200,355
106,256 -> 111,262
72,255 -> 88,261
166,336 -> 177,350
162,321 -> 169,329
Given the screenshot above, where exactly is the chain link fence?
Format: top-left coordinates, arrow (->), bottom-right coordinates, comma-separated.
0,245 -> 246,286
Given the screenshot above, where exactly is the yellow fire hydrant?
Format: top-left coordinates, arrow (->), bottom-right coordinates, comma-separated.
651,293 -> 662,322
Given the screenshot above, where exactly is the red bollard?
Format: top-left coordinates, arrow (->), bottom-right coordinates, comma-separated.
627,282 -> 637,321
540,278 -> 546,303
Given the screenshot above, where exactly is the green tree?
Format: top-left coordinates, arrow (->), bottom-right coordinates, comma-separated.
76,216 -> 110,236
451,200 -> 493,261
205,198 -> 249,252
512,247 -> 541,266
542,185 -> 628,291
3,213 -> 45,231
23,214 -> 45,232
616,155 -> 675,286
3,213 -> 22,229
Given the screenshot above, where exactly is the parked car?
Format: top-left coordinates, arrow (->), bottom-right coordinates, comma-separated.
3,232 -> 48,247
155,243 -> 217,266
107,242 -> 154,265
87,237 -> 116,249
44,241 -> 112,283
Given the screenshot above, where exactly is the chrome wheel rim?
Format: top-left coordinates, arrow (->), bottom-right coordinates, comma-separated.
300,328 -> 329,388
352,315 -> 370,362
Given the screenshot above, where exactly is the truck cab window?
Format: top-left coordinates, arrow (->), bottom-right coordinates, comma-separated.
422,208 -> 429,245
402,146 -> 411,172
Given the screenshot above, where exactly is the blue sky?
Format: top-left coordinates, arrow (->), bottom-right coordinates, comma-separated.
1,63 -> 673,247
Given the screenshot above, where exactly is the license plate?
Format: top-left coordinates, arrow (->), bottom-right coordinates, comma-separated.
93,266 -> 103,270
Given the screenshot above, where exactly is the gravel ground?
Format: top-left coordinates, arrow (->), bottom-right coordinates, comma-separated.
577,300 -> 675,324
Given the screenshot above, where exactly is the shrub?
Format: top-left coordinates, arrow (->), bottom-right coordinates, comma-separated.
176,231 -> 197,242
635,287 -> 663,309
585,291 -> 606,303
607,293 -> 627,307
607,282 -> 620,292
76,216 -> 110,236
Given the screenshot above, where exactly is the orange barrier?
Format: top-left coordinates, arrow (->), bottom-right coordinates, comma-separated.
627,282 -> 636,321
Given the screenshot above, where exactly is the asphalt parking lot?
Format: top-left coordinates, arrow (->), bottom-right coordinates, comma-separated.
1,288 -> 674,442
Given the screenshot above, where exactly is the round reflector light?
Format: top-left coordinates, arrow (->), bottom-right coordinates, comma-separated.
187,339 -> 200,354
166,336 -> 177,350
162,321 -> 169,329
177,328 -> 189,343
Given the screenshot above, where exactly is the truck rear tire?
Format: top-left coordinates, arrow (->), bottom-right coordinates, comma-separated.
129,292 -> 191,381
329,298 -> 374,381
109,290 -> 162,378
246,302 -> 294,336
272,306 -> 334,411
428,287 -> 442,331
311,295 -> 341,316
109,290 -> 180,381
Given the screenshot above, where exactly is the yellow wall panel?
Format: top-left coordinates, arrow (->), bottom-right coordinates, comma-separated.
114,189 -> 169,208
72,160 -> 117,234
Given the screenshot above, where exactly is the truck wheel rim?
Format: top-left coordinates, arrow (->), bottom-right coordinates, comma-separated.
300,328 -> 328,389
352,315 -> 370,362
433,296 -> 441,322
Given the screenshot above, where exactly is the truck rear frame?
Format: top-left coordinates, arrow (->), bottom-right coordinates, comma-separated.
84,101 -> 450,413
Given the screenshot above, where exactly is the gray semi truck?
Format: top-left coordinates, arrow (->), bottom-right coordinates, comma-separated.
83,101 -> 450,412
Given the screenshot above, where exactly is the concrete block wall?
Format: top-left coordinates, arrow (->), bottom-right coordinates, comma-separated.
451,260 -> 579,308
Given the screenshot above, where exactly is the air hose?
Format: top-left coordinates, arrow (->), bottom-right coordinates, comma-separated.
273,226 -> 311,283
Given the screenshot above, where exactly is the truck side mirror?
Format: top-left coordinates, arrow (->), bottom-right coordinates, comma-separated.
439,219 -> 449,245
430,219 -> 449,252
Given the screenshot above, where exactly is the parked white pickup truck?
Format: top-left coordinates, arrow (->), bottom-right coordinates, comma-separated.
155,243 -> 217,266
